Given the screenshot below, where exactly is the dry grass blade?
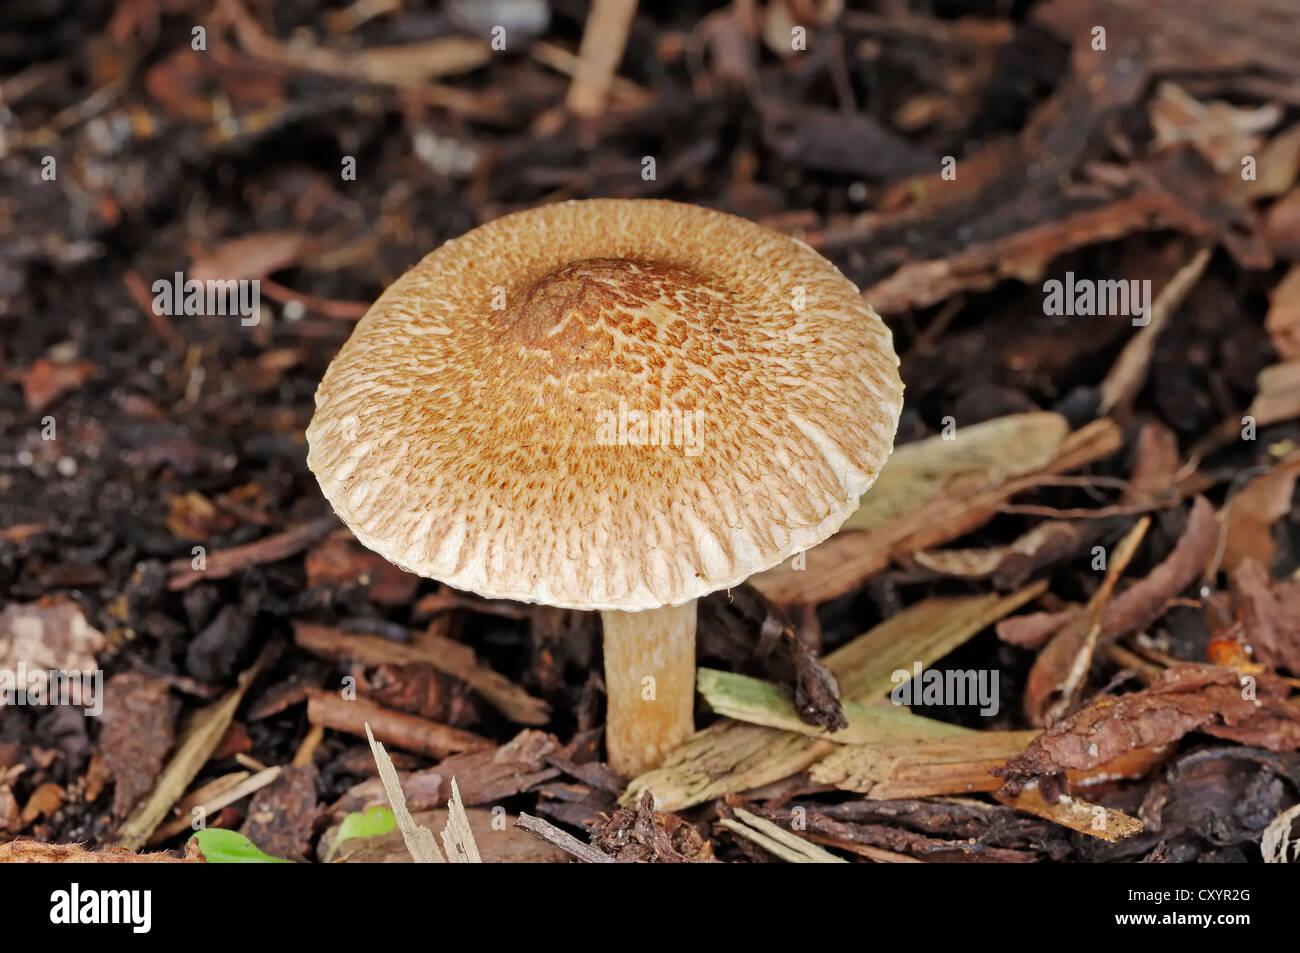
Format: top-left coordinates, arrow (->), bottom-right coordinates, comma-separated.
720,808 -> 848,863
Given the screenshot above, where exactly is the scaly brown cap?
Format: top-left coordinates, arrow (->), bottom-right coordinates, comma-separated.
307,199 -> 902,610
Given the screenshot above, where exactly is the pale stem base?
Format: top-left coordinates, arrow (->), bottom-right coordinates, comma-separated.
599,601 -> 698,778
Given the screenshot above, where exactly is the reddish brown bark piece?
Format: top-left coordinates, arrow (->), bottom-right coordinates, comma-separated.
999,664 -> 1300,791
100,673 -> 179,819
305,536 -> 419,606
239,765 -> 318,861
1229,559 -> 1300,675
330,729 -> 561,816
166,516 -> 337,590
307,692 -> 491,760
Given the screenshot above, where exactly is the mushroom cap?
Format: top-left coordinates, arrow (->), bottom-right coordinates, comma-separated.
307,199 -> 902,611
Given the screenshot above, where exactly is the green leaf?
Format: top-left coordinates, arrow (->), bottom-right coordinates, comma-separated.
326,806 -> 397,861
189,829 -> 293,863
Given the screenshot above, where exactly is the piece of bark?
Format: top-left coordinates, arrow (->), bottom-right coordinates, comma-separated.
1230,559 -> 1300,674
167,516 -> 337,590
331,729 -> 560,816
996,787 -> 1144,843
293,621 -> 549,725
99,673 -> 179,819
999,664 -> 1300,792
1221,451 -> 1300,573
115,647 -> 275,851
239,765 -> 318,861
515,812 -> 613,863
308,692 -> 490,760
305,536 -> 419,606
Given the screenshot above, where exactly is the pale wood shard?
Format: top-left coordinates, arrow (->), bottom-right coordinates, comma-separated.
441,779 -> 482,864
841,412 -> 1069,535
147,767 -> 281,845
810,732 -> 1165,800
720,807 -> 848,863
293,621 -> 550,725
811,733 -> 1039,798
752,417 -> 1120,607
365,723 -> 443,863
626,587 -> 1045,810
996,787 -> 1144,843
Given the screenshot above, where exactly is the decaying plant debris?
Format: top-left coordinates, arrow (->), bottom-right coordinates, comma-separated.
3,1 -> 1300,864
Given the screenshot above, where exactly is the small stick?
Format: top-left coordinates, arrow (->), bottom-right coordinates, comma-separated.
566,0 -> 639,118
515,813 -> 614,864
308,692 -> 491,759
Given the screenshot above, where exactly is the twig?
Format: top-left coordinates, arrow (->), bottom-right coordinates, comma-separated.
515,813 -> 614,863
308,692 -> 492,759
566,0 -> 639,118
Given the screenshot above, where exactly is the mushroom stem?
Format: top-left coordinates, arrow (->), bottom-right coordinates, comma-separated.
599,601 -> 697,778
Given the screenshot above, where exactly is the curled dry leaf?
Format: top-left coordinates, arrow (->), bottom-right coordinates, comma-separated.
998,664 -> 1300,793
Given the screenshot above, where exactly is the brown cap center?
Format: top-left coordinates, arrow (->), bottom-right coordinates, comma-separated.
498,258 -> 717,359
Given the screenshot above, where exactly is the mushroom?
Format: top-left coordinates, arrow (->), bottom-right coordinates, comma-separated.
307,199 -> 902,778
